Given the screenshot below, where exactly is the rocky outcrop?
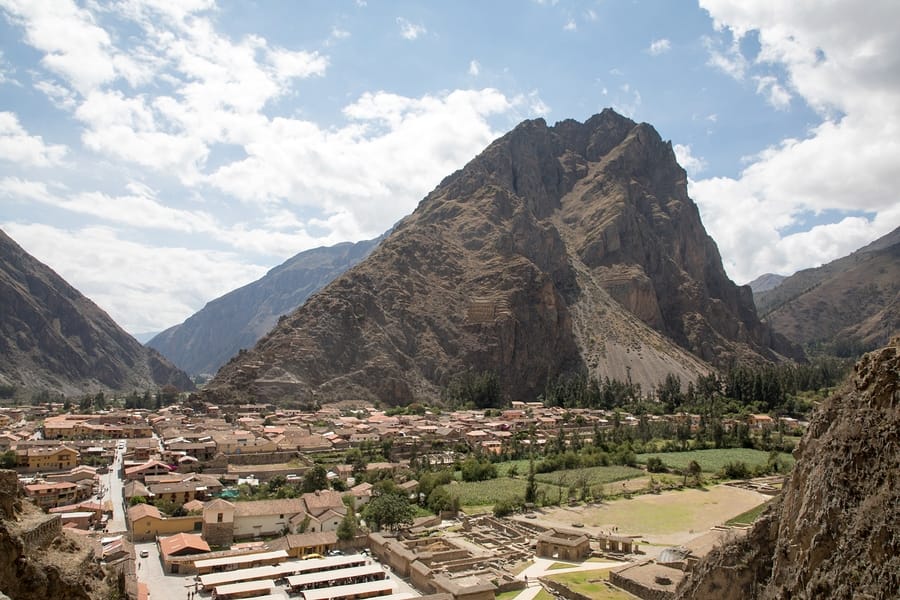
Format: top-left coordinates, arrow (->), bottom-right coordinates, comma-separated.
0,229 -> 194,395
754,226 -> 900,355
148,235 -> 383,376
205,110 -> 799,406
676,337 -> 900,599
0,470 -> 113,600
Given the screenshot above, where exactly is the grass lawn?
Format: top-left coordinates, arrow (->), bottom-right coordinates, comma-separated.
495,590 -> 521,600
726,499 -> 773,525
636,448 -> 795,473
539,485 -> 770,538
547,561 -> 576,570
533,591 -> 554,600
546,568 -> 634,600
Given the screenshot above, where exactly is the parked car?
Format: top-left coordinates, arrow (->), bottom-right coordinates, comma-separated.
139,550 -> 149,558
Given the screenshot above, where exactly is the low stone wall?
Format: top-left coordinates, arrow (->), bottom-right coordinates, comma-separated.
18,514 -> 62,549
609,570 -> 674,600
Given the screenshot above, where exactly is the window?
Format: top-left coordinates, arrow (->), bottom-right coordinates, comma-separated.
217,513 -> 223,523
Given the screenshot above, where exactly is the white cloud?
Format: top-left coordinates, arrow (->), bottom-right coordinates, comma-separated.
0,0 -> 118,94
585,9 -> 598,22
673,144 -> 707,176
468,60 -> 480,76
1,222 -> 268,333
702,34 -> 747,79
328,26 -> 350,44
397,17 -> 426,40
753,75 -> 791,109
648,38 -> 671,55
206,88 -> 516,237
0,111 -> 67,166
691,0 -> 900,281
33,78 -> 77,110
563,19 -> 577,32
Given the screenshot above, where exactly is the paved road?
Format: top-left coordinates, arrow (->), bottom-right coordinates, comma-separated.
101,442 -> 127,533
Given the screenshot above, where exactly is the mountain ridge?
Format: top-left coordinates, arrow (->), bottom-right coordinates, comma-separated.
147,235 -> 383,376
202,110 -> 800,407
0,228 -> 194,395
754,226 -> 900,354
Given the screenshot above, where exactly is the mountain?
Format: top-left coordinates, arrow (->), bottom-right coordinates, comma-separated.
754,226 -> 900,355
147,236 -> 383,376
746,273 -> 786,294
676,337 -> 899,599
0,229 -> 194,395
132,331 -> 159,344
203,109 -> 799,407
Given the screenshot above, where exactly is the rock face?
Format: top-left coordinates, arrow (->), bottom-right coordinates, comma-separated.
205,110 -> 798,406
754,226 -> 900,355
0,229 -> 194,395
676,337 -> 900,599
0,470 -> 114,600
148,236 -> 383,376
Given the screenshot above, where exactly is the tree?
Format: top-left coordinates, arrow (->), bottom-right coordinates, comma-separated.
362,493 -> 415,531
687,460 -> 702,486
646,456 -> 667,473
337,509 -> 358,541
426,486 -> 459,514
129,496 -> 147,506
0,451 -> 18,468
524,457 -> 537,504
301,465 -> 329,493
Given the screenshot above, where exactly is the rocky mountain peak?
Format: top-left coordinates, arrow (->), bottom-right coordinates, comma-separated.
204,110 -> 798,406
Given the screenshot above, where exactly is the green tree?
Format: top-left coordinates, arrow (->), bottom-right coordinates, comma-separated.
362,492 -> 415,531
0,450 -> 18,468
301,465 -> 329,493
426,486 -> 459,514
524,457 -> 537,504
337,509 -> 358,541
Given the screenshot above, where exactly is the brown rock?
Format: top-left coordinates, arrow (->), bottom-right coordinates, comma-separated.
205,110 -> 798,406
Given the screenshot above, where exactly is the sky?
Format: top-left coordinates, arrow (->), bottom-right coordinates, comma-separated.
1,0 -> 898,336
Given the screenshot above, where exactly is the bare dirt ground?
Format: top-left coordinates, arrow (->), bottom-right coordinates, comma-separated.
520,484 -> 769,549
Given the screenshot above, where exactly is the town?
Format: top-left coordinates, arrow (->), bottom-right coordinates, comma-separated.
0,394 -> 808,600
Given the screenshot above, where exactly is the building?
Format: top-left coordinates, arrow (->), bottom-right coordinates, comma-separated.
17,446 -> 79,471
535,528 -> 590,561
24,481 -> 80,510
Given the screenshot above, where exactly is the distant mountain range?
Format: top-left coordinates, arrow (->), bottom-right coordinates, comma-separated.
746,273 -> 787,294
0,229 -> 193,395
201,109 -> 800,407
147,236 -> 383,376
753,226 -> 900,355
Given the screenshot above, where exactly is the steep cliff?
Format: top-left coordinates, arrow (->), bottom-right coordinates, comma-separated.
205,110 -> 798,406
676,337 -> 900,599
148,235 -> 383,376
0,229 -> 194,395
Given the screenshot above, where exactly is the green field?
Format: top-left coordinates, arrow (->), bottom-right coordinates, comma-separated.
636,448 -> 795,473
546,569 -> 634,600
446,477 -> 560,510
726,499 -> 773,525
533,465 -> 644,486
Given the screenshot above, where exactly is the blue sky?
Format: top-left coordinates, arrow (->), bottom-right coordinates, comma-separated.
1,0 -> 898,335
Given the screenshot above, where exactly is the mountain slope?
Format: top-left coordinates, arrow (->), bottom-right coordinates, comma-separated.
204,110 -> 798,406
0,229 -> 193,395
746,273 -> 786,293
148,236 -> 382,376
676,337 -> 899,599
754,226 -> 900,354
